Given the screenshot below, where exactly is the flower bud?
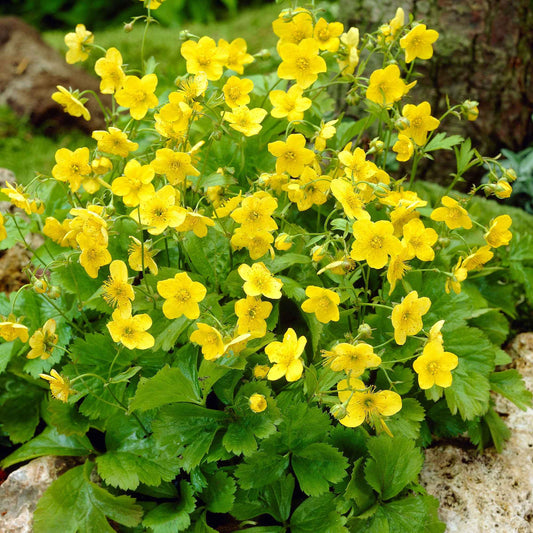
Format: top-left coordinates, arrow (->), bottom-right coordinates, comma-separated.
504,168 -> 517,182
253,364 -> 270,379
311,245 -> 326,262
395,116 -> 410,130
330,404 -> 347,419
33,279 -> 48,294
345,91 -> 360,106
368,138 -> 384,154
47,286 -> 61,300
123,22 -> 134,33
358,322 -> 373,339
249,393 -> 267,413
179,30 -> 193,41
255,49 -> 271,60
462,100 -> 479,121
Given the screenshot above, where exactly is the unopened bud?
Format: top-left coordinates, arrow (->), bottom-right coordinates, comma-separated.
462,100 -> 479,121
345,91 -> 360,106
395,116 -> 410,130
47,286 -> 61,299
123,22 -> 134,33
368,138 -> 385,154
179,30 -> 194,41
504,168 -> 517,182
330,404 -> 347,419
33,279 -> 48,294
255,49 -> 271,60
358,322 -> 373,339
253,364 -> 269,379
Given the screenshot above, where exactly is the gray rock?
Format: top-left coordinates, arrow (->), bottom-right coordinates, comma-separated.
0,456 -> 76,533
420,333 -> 533,532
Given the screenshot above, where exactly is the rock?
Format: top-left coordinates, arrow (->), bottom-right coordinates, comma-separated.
0,16 -> 109,134
0,456 -> 77,533
420,333 -> 533,532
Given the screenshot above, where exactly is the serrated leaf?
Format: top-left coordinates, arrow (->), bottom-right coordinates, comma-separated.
109,365 -> 142,383
152,404 -> 228,471
142,481 -> 196,533
385,398 -> 425,440
1,426 -> 93,468
292,442 -> 348,496
96,413 -> 181,491
262,253 -> 312,274
424,132 -> 463,152
0,387 -> 42,443
490,370 -> 532,411
364,435 -> 424,501
130,365 -> 202,412
46,400 -> 90,436
235,451 -> 290,489
33,461 -> 143,533
290,493 -> 348,533
149,311 -> 190,352
483,406 -> 511,453
0,341 -> 14,374
345,458 -> 376,514
201,471 -> 236,513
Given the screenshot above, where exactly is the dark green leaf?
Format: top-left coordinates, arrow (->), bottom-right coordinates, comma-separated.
490,370 -> 532,411
345,458 -> 376,514
46,400 -> 91,436
364,435 -> 424,500
235,451 -> 290,489
201,471 -> 236,513
385,398 -> 425,440
290,493 -> 348,533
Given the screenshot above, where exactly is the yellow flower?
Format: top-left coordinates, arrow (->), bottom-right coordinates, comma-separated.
230,192 -> 278,233
177,72 -> 208,103
313,17 -> 344,52
400,24 -> 439,63
402,218 -> 438,261
231,228 -> 274,260
154,94 -> 193,139
445,257 -> 468,294
0,212 -> 6,242
366,64 -> 415,106
157,272 -> 207,320
27,319 -> 58,360
223,76 -> 254,108
175,210 -> 215,238
392,134 -> 414,162
322,342 -> 381,375
311,244 -> 326,262
91,157 -> 112,176
218,38 -> 254,74
301,286 -> 340,323
138,0 -> 166,9
249,393 -> 267,413
413,341 -> 458,389
430,196 -> 472,230
337,27 -> 360,75
272,10 -> 313,46
51,86 -> 90,121
330,178 -> 370,220
0,182 -> 43,215
284,166 -> 330,211
238,262 -> 283,299
268,134 -> 315,177
190,323 -> 225,360
269,84 -> 312,122
379,8 -> 404,43
351,219 -> 402,269
215,193 -> 243,217
258,172 -> 290,194
135,185 -> 186,235
94,47 -> 126,94
0,316 -> 29,343
462,100 -> 479,121
180,37 -> 228,81
235,296 -> 272,338
77,233 -> 111,279
391,290 -> 431,345
265,328 -> 306,382
253,364 -> 270,379
52,147 -> 91,192
401,102 -> 440,146
64,24 -> 93,64
314,119 -> 337,151
427,320 -> 445,344
337,377 -> 401,429
150,149 -> 199,186
274,233 -> 292,251
112,159 -> 155,207
386,246 -> 411,295
107,309 -> 154,350
128,236 -> 158,275
103,260 -> 134,316
462,245 -> 493,271
92,127 -> 138,157
224,106 -> 267,137
115,74 -> 159,120
40,370 -> 76,402
277,38 -> 327,89
493,179 -> 513,199
338,145 -> 374,181
484,215 -> 512,248
43,217 -> 72,247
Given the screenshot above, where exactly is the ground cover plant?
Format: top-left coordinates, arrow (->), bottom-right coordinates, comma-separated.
1,2 -> 532,531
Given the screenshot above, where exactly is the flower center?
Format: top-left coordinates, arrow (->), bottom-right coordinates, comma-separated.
284,150 -> 296,160
177,289 -> 191,302
427,361 -> 439,375
296,57 -> 310,71
370,235 -> 383,249
318,28 -> 329,41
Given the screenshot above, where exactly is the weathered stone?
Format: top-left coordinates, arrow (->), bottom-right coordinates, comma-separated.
0,16 -> 109,134
0,456 -> 77,533
420,333 -> 533,532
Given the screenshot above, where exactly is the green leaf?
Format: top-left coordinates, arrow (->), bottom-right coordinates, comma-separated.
0,388 -> 42,443
50,260 -> 104,302
46,400 -> 91,436
483,406 -> 511,453
96,413 -> 181,491
235,451 -> 290,489
152,404 -> 228,471
150,311 -> 190,352
142,481 -> 196,533
33,461 -> 143,533
364,435 -> 424,501
130,365 -> 202,412
201,470 -> 236,513
290,493 -> 348,533
345,458 -> 376,514
385,398 -> 425,440
292,442 -> 348,496
0,341 -> 14,374
469,309 -> 510,346
424,133 -> 464,152
2,426 -> 93,468
262,253 -> 312,274
490,370 -> 532,410
444,326 -> 496,420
